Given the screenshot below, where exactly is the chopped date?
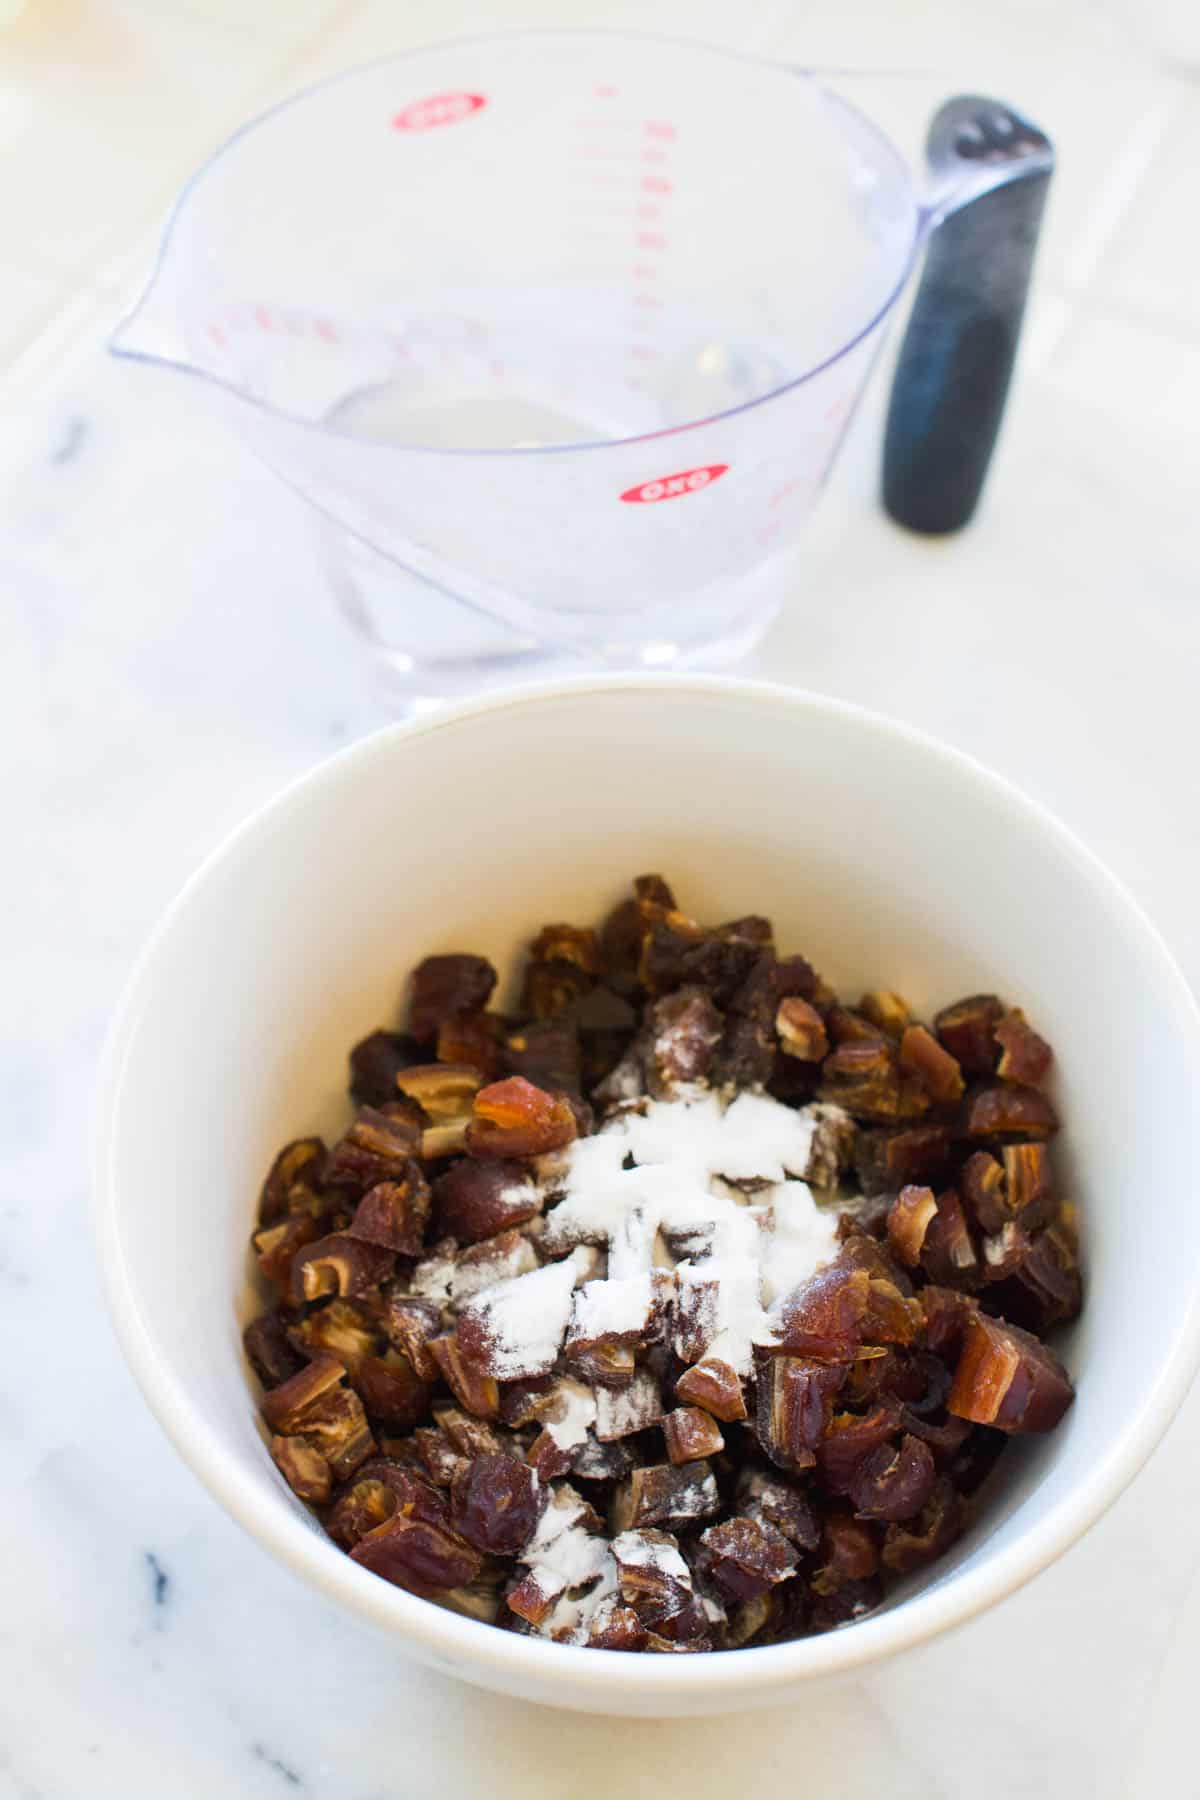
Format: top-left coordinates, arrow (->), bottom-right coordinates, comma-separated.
243,1310 -> 305,1389
773,1259 -> 870,1359
350,1514 -> 481,1593
898,1025 -> 964,1105
887,1185 -> 938,1268
663,1406 -> 724,1465
1003,1142 -> 1057,1229
270,1434 -> 332,1504
948,1314 -> 1074,1432
521,958 -> 595,1021
349,1166 -> 430,1255
258,1137 -> 326,1226
290,1232 -> 395,1304
432,1157 -> 542,1244
674,1358 -> 747,1422
824,1005 -> 883,1046
858,990 -> 910,1038
700,1516 -> 798,1600
595,1368 -> 664,1442
349,1031 -> 418,1108
254,1214 -> 321,1300
409,954 -> 497,1044
436,1011 -> 503,1080
819,1037 -> 930,1125
962,1081 -> 1059,1143
529,922 -> 602,973
289,1296 -> 379,1368
775,997 -> 829,1062
451,1453 -> 542,1555
526,1429 -> 575,1482
848,1433 -> 936,1522
813,1513 -> 880,1590
610,1463 -> 721,1533
352,1351 -> 430,1429
466,1077 -> 579,1158
880,1478 -> 965,1572
242,876 -> 1082,1656
324,1106 -> 423,1192
815,1402 -> 902,1494
429,1333 -> 501,1419
755,1357 -> 844,1470
854,1122 -> 953,1198
380,1293 -> 443,1381
994,1009 -> 1053,1086
502,1017 -> 581,1092
919,1190 -> 978,1289
933,994 -> 1004,1073
736,1469 -> 820,1550
433,1405 -> 504,1461
644,986 -> 723,1097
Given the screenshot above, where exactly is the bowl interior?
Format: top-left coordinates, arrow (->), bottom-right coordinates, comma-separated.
97,682 -> 1200,1711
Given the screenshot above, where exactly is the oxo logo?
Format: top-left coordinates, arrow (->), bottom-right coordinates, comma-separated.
392,91 -> 487,131
619,464 -> 729,504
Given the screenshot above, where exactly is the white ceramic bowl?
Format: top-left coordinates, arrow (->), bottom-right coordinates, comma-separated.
94,677 -> 1200,1716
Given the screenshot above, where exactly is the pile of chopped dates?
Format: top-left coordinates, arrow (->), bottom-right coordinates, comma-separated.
243,875 -> 1079,1652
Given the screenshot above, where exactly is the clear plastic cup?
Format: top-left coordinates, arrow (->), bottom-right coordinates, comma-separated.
111,33 -> 1047,706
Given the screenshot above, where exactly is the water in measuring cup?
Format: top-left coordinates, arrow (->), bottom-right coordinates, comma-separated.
326,379 -> 611,450
323,323 -> 790,450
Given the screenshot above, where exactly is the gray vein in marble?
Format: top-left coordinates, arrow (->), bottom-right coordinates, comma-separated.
49,414 -> 88,466
252,1743 -> 304,1788
145,1551 -> 170,1622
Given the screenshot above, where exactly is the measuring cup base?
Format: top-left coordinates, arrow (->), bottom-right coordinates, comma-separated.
323,519 -> 781,711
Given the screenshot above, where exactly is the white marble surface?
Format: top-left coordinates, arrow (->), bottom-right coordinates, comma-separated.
3,0 -> 1200,1795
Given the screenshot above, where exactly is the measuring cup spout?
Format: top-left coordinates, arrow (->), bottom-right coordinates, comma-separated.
883,95 -> 1054,534
109,277 -> 197,372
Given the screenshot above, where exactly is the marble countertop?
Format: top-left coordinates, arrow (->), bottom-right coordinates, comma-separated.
3,1 -> 1199,1795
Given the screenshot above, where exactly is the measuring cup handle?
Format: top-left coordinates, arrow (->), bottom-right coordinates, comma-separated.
882,96 -> 1054,534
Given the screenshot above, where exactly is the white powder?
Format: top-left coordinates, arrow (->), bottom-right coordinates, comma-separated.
594,1367 -> 663,1441
569,1272 -> 656,1341
760,1179 -> 847,1306
428,1092 -> 844,1386
542,1377 -> 598,1450
411,1234 -> 538,1307
538,1557 -> 618,1642
458,1258 -> 578,1379
541,1093 -> 843,1374
518,1483 -> 614,1640
611,1530 -> 692,1582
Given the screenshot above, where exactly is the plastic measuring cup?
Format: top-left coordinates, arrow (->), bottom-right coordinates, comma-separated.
111,32 -> 1052,706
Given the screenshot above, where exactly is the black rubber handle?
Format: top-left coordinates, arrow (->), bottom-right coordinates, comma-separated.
883,99 -> 1053,535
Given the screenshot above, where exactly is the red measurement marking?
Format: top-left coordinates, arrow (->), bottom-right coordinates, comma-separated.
254,305 -> 274,332
206,324 -> 226,347
644,120 -> 677,141
632,292 -> 662,309
768,479 -> 803,509
392,91 -> 486,131
594,82 -> 618,97
635,203 -> 662,221
640,175 -> 672,194
635,232 -> 666,251
632,265 -> 658,280
315,318 -> 339,343
823,394 -> 849,421
641,148 -> 668,164
620,464 -> 729,504
628,343 -> 660,361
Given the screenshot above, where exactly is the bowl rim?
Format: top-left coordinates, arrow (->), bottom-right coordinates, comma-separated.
93,674 -> 1200,1703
